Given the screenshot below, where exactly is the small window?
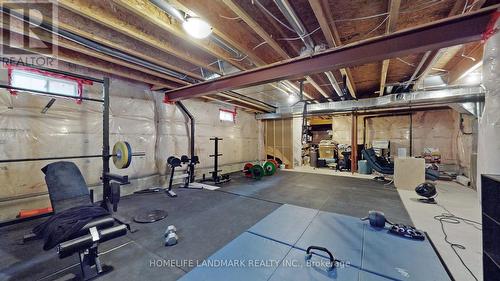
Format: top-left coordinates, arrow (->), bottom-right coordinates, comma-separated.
219,109 -> 235,122
11,70 -> 79,97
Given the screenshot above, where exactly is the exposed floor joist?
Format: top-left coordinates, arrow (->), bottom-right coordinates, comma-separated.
54,0 -> 221,74
112,0 -> 251,71
411,0 -> 486,89
379,0 -> 401,96
219,0 -> 325,101
165,8 -> 496,100
448,44 -> 484,85
308,0 -> 357,98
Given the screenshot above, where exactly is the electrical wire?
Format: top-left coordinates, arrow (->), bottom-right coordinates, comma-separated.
396,57 -> 415,67
363,16 -> 389,39
277,26 -> 321,41
253,0 -> 296,33
334,12 -> 389,22
401,0 -> 445,14
227,41 -> 268,62
433,203 -> 482,281
219,14 -> 241,20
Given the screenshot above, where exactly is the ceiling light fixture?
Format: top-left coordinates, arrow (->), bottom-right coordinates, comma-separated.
183,16 -> 212,39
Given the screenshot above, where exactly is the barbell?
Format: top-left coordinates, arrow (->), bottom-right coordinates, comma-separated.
0,141 -> 145,169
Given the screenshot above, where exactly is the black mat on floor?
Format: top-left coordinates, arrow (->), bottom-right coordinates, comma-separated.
0,188 -> 279,281
221,171 -> 413,225
0,171 -> 412,281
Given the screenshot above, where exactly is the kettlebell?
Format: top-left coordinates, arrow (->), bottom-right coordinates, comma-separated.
361,210 -> 387,228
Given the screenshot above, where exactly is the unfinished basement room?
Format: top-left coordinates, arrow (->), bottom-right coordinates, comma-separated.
1,0 -> 500,280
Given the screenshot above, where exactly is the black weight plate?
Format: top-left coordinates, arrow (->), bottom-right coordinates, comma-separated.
133,209 -> 168,223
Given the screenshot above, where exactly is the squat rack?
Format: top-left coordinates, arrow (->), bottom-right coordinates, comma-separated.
0,62 -> 129,226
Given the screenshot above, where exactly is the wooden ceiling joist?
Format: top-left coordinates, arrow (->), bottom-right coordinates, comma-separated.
57,22 -> 205,81
54,0 -> 221,74
3,16 -> 188,88
164,7 -> 496,100
379,0 -> 401,96
308,0 -> 357,98
112,0 -> 252,71
411,0 -> 486,89
219,0 -> 326,101
201,96 -> 263,113
447,44 -> 484,85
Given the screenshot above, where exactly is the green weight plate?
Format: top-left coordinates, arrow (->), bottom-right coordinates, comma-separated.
251,164 -> 265,180
263,161 -> 276,176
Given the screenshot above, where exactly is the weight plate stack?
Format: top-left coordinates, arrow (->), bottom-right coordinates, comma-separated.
263,161 -> 276,176
268,159 -> 279,169
243,163 -> 254,178
250,164 -> 265,180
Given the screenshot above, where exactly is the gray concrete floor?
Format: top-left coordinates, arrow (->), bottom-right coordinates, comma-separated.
289,167 -> 482,281
398,181 -> 482,281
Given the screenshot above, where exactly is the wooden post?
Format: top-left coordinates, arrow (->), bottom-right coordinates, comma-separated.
351,112 -> 358,173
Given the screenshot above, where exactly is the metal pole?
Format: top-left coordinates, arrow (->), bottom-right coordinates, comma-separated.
409,113 -> 413,157
213,138 -> 219,181
102,77 -> 110,208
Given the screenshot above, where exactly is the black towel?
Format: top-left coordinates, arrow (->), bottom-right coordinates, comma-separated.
33,205 -> 109,250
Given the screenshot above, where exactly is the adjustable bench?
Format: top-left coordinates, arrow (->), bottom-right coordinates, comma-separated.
24,161 -> 127,280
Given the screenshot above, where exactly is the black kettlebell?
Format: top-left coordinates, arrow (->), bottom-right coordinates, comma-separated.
361,210 -> 388,228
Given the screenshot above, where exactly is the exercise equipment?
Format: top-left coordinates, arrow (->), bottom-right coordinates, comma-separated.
415,182 -> 437,204
389,224 -> 425,240
180,155 -> 201,189
204,137 -> 231,184
166,156 -> 182,197
305,246 -> 339,271
243,163 -> 254,178
166,154 -> 202,197
360,210 -> 391,228
263,161 -> 277,176
182,204 -> 450,281
268,159 -> 279,169
0,140 -> 145,170
250,164 -> 265,180
133,209 -> 168,223
164,225 -> 178,246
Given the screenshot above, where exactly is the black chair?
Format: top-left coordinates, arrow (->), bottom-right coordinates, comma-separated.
362,148 -> 440,181
25,161 -> 127,280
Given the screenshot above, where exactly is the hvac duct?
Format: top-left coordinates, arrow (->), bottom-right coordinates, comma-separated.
256,87 -> 485,119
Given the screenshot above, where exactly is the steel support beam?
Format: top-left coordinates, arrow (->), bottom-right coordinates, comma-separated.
165,7 -> 498,101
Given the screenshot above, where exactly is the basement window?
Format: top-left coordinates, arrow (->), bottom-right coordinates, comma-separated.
11,69 -> 79,97
219,108 -> 236,122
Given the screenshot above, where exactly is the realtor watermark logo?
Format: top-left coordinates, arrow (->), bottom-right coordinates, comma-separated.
1,1 -> 58,68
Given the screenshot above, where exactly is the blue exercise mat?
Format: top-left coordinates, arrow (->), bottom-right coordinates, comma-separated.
180,204 -> 452,281
248,204 -> 318,246
294,211 -> 364,267
178,232 -> 291,281
362,226 -> 451,281
269,248 -> 361,281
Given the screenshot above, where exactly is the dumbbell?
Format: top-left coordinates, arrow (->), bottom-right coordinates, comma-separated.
164,225 -> 178,246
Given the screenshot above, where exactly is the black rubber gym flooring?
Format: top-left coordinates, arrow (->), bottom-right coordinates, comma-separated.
0,171 -> 411,281
222,171 -> 412,225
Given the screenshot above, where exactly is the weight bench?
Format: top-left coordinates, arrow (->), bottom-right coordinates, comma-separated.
24,161 -> 127,280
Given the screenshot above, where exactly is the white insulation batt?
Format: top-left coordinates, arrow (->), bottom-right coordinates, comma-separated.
477,20 -> 500,194
330,109 -> 473,174
0,70 -> 263,221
